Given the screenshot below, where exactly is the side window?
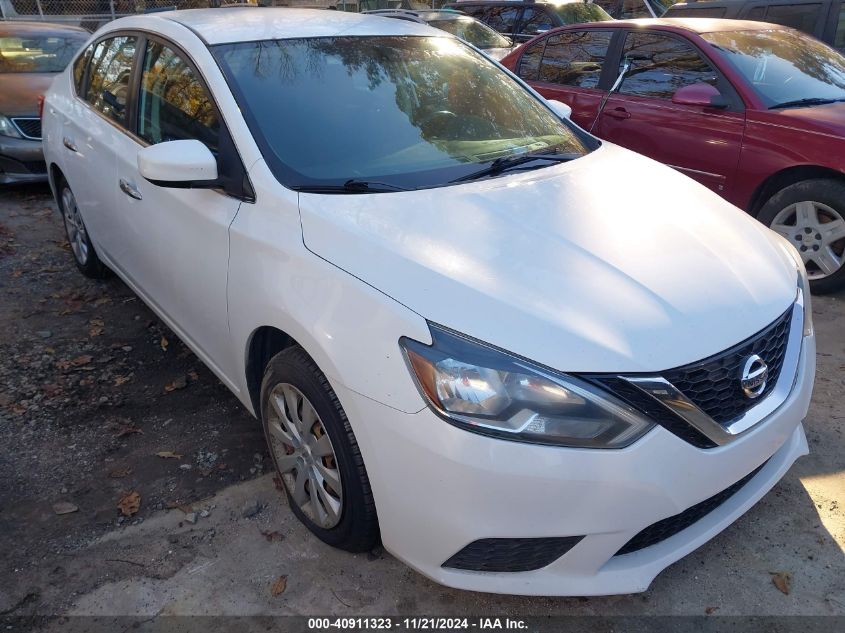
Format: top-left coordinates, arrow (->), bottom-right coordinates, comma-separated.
619,31 -> 718,99
72,44 -> 93,95
764,3 -> 822,33
746,6 -> 766,19
836,4 -> 845,51
86,36 -> 137,126
482,6 -> 521,33
517,38 -> 546,81
593,0 -> 623,18
456,5 -> 487,20
668,6 -> 727,16
518,7 -> 555,37
538,30 -> 613,89
138,40 -> 219,151
620,0 -> 652,19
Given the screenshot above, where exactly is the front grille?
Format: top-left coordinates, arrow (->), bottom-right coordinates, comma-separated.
615,461 -> 767,556
12,117 -> 42,140
662,308 -> 792,426
443,536 -> 583,572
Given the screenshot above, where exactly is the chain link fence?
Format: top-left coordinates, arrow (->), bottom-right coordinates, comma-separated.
0,1 -> 314,27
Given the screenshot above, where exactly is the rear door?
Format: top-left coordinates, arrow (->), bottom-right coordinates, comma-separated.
59,34 -> 138,257
109,35 -> 245,372
595,30 -> 746,196
514,28 -> 617,131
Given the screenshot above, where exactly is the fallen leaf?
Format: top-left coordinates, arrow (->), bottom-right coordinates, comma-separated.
705,607 -> 719,615
70,355 -> 93,367
164,376 -> 187,393
187,369 -> 199,382
89,318 -> 105,337
771,571 -> 792,595
108,467 -> 132,478
53,501 -> 79,515
156,451 -> 183,460
160,336 -> 169,351
261,530 -> 285,543
114,425 -> 142,438
272,476 -> 285,492
114,375 -> 131,386
117,491 -> 141,517
270,576 -> 287,596
11,269 -> 22,278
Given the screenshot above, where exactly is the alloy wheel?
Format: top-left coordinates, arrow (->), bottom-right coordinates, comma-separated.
61,187 -> 89,266
770,200 -> 845,280
266,383 -> 343,529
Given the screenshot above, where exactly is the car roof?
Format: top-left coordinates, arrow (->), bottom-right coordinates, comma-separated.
0,20 -> 90,37
129,7 -> 441,45
366,9 -> 468,21
565,17 -> 788,33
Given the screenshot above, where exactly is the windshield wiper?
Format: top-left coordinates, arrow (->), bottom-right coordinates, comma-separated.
769,97 -> 845,110
450,152 -> 579,184
293,179 -> 412,194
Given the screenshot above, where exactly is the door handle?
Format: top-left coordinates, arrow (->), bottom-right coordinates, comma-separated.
119,178 -> 143,201
605,108 -> 631,120
62,137 -> 78,152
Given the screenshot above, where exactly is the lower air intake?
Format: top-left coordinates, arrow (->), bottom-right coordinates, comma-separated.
443,536 -> 583,572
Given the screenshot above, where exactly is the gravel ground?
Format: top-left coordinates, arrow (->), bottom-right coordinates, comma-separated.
0,183 -> 843,626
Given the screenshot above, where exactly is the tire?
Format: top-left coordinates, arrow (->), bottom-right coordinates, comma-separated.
58,178 -> 110,279
757,178 -> 845,294
260,346 -> 379,552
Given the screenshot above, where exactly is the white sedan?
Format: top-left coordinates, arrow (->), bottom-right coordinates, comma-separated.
42,7 -> 815,596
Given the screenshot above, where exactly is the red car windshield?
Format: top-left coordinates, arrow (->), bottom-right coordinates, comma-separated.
702,29 -> 845,109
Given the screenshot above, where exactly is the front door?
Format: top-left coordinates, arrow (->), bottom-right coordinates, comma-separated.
595,30 -> 746,196
110,36 -> 242,376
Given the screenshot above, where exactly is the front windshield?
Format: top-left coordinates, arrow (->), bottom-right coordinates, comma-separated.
429,17 -> 512,49
702,29 -> 845,108
213,36 -> 590,190
553,3 -> 614,23
0,33 -> 87,73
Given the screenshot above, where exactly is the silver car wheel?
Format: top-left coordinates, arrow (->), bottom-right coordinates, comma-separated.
770,200 -> 845,280
266,383 -> 343,529
61,187 -> 89,266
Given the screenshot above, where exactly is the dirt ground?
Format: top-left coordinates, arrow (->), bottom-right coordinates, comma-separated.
1,183 -> 844,625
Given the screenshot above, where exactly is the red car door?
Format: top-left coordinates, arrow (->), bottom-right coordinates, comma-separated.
513,29 -> 617,131
595,30 -> 746,196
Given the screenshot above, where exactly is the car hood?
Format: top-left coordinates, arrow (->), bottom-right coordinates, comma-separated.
298,143 -> 797,373
0,73 -> 55,116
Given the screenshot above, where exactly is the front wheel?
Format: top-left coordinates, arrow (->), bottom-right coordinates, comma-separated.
260,346 -> 379,552
758,179 -> 845,294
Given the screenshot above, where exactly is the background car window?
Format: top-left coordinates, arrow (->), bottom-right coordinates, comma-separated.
834,3 -> 844,50
620,32 -> 718,99
517,38 -> 546,81
667,6 -> 727,16
0,32 -> 87,73
138,41 -> 219,151
517,7 -> 555,38
538,30 -> 613,89
746,6 -> 766,19
482,6 -> 521,33
86,36 -> 136,126
455,5 -> 487,20
72,44 -> 93,95
764,3 -> 822,32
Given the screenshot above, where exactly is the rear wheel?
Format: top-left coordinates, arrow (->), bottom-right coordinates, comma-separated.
260,346 -> 379,552
59,179 -> 109,279
758,179 -> 845,294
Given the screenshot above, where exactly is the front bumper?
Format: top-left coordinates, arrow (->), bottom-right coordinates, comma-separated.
0,135 -> 46,184
335,332 -> 814,596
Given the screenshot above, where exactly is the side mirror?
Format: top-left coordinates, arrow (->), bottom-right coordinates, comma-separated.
137,139 -> 218,188
547,99 -> 572,120
672,83 -> 729,109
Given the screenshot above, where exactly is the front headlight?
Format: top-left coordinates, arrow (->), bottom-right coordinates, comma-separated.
0,115 -> 23,139
773,233 -> 813,337
399,325 -> 654,448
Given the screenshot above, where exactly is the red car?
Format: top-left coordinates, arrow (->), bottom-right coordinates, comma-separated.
501,18 -> 845,293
